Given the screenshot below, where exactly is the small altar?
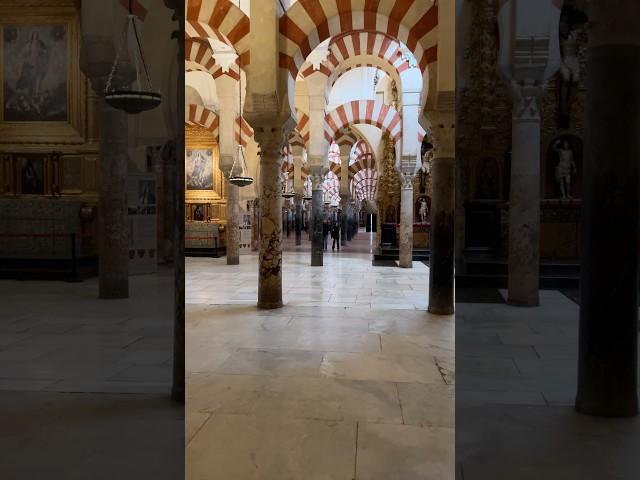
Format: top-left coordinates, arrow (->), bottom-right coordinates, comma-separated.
185,222 -> 225,257
380,222 -> 431,249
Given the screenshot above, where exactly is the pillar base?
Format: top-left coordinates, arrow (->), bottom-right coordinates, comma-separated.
257,300 -> 284,310
399,261 -> 413,269
227,257 -> 240,266
428,305 -> 454,316
99,290 -> 129,300
506,297 -> 539,307
575,397 -> 638,418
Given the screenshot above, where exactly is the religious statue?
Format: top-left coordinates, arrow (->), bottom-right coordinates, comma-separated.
418,198 -> 429,223
553,139 -> 577,199
557,7 -> 586,128
418,150 -> 431,194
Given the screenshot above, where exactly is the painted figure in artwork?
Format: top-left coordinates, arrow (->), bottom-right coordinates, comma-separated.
554,139 -> 577,199
17,32 -> 50,100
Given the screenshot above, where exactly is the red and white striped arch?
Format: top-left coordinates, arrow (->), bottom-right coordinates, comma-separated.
349,153 -> 376,178
185,38 -> 241,81
300,31 -> 424,95
325,100 -> 402,144
279,0 -> 438,81
323,170 -> 341,203
185,104 -> 219,141
186,0 -> 251,67
235,116 -> 253,148
352,139 -> 372,161
352,169 -> 379,202
295,110 -> 310,147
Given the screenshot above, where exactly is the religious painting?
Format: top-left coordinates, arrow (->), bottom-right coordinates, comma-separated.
186,149 -> 214,191
544,134 -> 583,200
17,153 -> 46,195
2,25 -> 68,122
188,203 -> 210,222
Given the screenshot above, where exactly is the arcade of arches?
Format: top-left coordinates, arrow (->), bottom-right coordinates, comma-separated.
185,0 -> 455,477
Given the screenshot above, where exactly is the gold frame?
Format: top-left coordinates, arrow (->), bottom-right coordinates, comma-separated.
0,5 -> 85,144
185,124 -> 223,203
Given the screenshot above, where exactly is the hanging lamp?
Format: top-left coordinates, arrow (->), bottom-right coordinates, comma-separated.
228,67 -> 254,187
104,1 -> 161,114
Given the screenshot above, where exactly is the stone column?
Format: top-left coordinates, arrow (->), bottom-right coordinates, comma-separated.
225,179 -> 240,265
252,199 -> 260,251
340,198 -> 349,245
310,167 -> 324,266
398,173 -> 415,268
346,204 -> 353,241
428,112 -> 455,315
294,195 -> 303,245
507,81 -> 543,306
576,0 -> 639,417
96,96 -> 129,299
80,37 -> 130,300
255,129 -> 283,309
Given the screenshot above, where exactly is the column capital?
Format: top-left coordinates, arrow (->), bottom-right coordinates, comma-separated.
427,109 -> 455,159
309,164 -> 325,189
399,171 -> 415,190
509,78 -> 544,122
253,124 -> 287,164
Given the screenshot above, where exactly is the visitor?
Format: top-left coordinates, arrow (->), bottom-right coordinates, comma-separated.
331,222 -> 340,251
322,220 -> 329,251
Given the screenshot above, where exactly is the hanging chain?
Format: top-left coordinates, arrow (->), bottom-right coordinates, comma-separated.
105,14 -> 155,93
104,16 -> 129,93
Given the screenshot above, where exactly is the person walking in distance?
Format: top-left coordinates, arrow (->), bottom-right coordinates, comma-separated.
322,219 -> 330,251
331,222 -> 340,251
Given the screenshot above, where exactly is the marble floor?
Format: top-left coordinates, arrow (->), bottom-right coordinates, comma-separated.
456,289 -> 640,479
186,231 -> 455,479
0,268 -> 183,479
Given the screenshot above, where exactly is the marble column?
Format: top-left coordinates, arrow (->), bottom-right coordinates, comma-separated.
251,199 -> 260,251
428,112 -> 455,315
294,195 -> 303,245
346,204 -> 353,241
399,173 -> 415,268
225,179 -> 240,265
576,0 -> 639,417
340,198 -> 349,245
507,81 -> 543,306
310,170 -> 324,266
255,130 -> 283,309
96,93 -> 129,299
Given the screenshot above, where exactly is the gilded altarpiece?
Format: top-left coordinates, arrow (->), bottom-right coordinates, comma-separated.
458,0 -> 587,261
0,1 -> 99,264
184,123 -> 227,223
0,0 -> 98,202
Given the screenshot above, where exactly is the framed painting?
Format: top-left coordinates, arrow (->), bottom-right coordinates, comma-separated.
0,6 -> 85,144
186,149 -> 214,191
3,25 -> 67,122
16,153 -> 48,195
